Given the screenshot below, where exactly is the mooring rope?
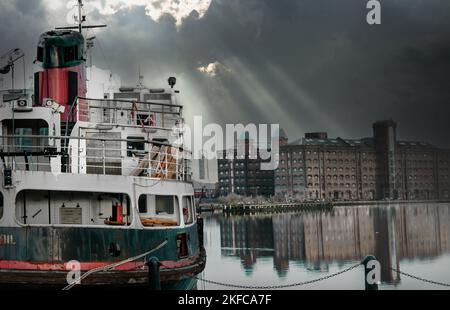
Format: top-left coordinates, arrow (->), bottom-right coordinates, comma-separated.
62,239 -> 168,290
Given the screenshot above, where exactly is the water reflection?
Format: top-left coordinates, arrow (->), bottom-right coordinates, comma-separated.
206,203 -> 450,286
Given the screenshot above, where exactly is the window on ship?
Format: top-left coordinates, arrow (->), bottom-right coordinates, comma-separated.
64,45 -> 78,62
182,196 -> 195,225
47,46 -> 62,67
127,136 -> 145,157
139,194 -> 180,227
15,190 -> 132,226
37,47 -> 44,63
2,119 -> 50,172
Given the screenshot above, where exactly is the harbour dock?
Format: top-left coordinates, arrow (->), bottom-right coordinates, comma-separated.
221,201 -> 332,214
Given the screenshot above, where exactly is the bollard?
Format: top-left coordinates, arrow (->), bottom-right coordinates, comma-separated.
148,257 -> 161,290
362,255 -> 380,290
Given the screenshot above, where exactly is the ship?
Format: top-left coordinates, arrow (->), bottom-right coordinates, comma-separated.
0,0 -> 205,290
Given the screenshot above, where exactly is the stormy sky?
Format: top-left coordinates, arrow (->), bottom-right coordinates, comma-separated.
1,0 -> 450,147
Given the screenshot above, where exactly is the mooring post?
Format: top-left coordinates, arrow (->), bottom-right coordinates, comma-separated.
362,255 -> 380,290
148,257 -> 161,290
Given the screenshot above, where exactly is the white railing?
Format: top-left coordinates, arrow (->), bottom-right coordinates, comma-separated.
75,97 -> 183,130
0,135 -> 192,182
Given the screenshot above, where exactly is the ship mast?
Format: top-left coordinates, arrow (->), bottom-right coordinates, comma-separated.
77,0 -> 83,33
56,0 -> 107,34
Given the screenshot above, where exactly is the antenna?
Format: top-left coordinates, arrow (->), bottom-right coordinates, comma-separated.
138,65 -> 144,88
55,0 -> 107,33
77,0 -> 83,33
86,36 -> 96,68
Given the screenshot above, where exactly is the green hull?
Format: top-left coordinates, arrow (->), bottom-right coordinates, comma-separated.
0,223 -> 205,289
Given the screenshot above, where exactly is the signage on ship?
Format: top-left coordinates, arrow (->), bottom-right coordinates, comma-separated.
0,234 -> 16,246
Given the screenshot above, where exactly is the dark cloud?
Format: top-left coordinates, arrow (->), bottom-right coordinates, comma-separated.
1,0 -> 449,147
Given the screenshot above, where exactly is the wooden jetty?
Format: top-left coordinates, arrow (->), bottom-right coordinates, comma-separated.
221,201 -> 333,214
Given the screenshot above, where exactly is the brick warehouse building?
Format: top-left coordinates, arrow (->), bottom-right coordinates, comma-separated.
217,134 -> 277,197
275,120 -> 450,201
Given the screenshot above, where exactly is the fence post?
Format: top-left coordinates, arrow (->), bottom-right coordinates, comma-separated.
363,255 -> 380,290
148,257 -> 161,290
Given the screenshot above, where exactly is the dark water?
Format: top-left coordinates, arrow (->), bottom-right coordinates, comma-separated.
199,203 -> 450,290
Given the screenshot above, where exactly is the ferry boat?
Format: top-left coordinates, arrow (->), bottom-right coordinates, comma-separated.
0,2 -> 205,290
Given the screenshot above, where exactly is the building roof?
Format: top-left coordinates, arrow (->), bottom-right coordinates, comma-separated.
286,136 -> 438,149
287,137 -> 374,147
279,128 -> 288,139
398,141 -> 434,148
237,128 -> 288,141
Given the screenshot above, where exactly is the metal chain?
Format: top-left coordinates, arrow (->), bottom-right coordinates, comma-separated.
387,267 -> 450,287
195,262 -> 362,289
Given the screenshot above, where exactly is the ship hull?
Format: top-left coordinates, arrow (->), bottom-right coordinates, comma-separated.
0,225 -> 205,290
0,255 -> 205,290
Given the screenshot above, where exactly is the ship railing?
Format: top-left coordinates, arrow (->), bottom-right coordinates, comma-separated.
0,135 -> 192,182
75,97 -> 183,130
